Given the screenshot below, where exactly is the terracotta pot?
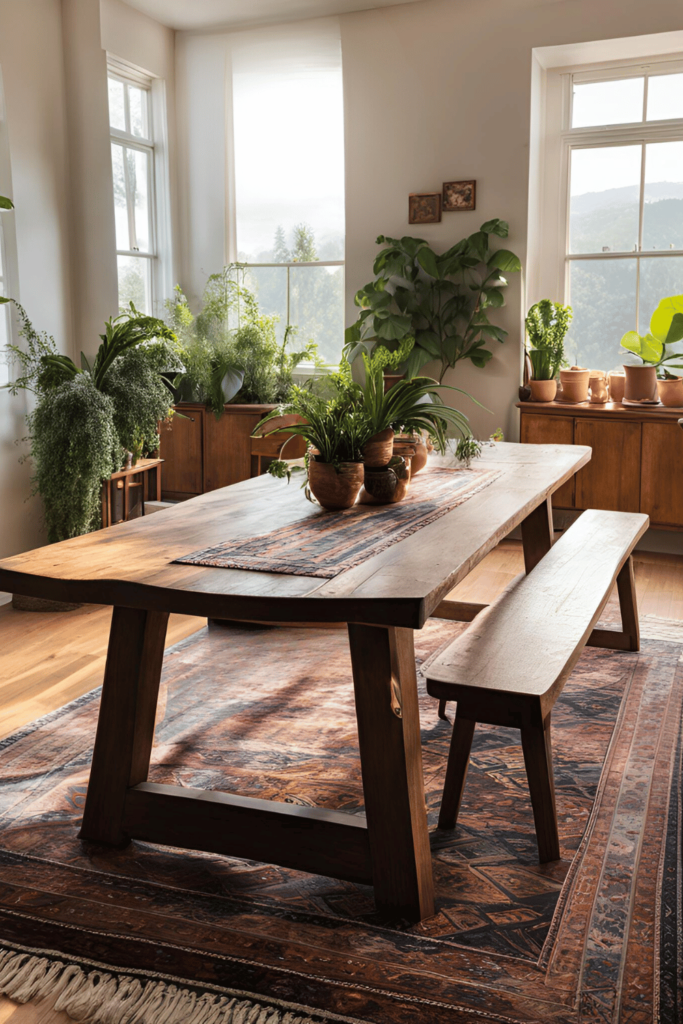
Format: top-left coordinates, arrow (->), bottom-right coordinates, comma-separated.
589,372 -> 608,404
383,373 -> 405,393
307,460 -> 364,510
529,379 -> 557,403
623,364 -> 658,402
362,427 -> 395,468
394,433 -> 429,473
608,372 -> 625,404
658,376 -> 683,408
559,367 -> 590,403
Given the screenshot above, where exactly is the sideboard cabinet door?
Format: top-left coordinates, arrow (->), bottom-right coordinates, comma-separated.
520,414 -> 575,508
160,408 -> 204,500
641,422 -> 683,527
574,419 -> 641,512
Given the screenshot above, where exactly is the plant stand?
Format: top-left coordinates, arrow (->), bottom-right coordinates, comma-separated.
101,458 -> 164,529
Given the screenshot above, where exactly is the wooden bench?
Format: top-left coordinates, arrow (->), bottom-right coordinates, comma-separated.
425,508 -> 649,863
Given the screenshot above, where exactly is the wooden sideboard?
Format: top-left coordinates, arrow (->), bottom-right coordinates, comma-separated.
160,403 -> 306,501
518,401 -> 683,530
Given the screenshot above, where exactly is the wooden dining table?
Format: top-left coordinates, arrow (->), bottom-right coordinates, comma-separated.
0,441 -> 591,923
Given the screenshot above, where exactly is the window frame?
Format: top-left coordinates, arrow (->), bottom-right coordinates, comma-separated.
559,62 -> 683,338
107,58 -> 171,316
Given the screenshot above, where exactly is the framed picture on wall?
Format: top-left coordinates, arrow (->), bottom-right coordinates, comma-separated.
408,192 -> 442,224
443,180 -> 476,211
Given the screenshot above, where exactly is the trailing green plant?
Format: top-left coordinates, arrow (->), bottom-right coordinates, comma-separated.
621,295 -> 683,377
29,375 -> 122,542
455,437 -> 483,468
344,221 -> 522,381
525,300 -> 572,381
5,303 -> 179,540
265,458 -> 305,484
102,339 -> 181,454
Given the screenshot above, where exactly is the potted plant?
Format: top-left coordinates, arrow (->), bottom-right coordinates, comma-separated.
621,295 -> 683,403
163,273 -> 317,495
260,379 -> 368,510
4,303 -> 179,541
343,220 -> 521,382
524,300 -> 572,403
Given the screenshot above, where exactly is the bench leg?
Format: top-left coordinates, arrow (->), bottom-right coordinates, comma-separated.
616,556 -> 640,652
438,713 -> 476,830
521,497 -> 554,575
520,714 -> 560,863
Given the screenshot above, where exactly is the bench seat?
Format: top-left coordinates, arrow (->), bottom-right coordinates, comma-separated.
426,508 -> 649,862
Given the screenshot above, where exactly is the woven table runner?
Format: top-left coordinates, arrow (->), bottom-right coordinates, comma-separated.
174,466 -> 501,580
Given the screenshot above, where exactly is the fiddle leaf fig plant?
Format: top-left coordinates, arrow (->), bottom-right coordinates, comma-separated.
344,220 -> 522,381
621,294 -> 683,376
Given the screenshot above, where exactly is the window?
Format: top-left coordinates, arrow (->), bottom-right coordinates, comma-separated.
562,64 -> 683,370
228,21 -> 345,365
107,63 -> 167,315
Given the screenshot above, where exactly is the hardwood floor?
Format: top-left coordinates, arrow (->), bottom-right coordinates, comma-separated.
0,539 -> 681,1021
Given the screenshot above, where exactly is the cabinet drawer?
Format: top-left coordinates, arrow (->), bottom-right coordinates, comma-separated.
520,413 -> 575,508
641,422 -> 683,527
574,419 -> 641,512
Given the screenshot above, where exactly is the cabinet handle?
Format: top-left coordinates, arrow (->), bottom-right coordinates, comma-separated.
189,417 -> 195,422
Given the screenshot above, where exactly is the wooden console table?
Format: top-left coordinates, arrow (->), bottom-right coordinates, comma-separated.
101,458 -> 163,528
518,400 -> 683,530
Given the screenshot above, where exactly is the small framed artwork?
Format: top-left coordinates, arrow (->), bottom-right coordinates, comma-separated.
408,192 -> 442,224
443,180 -> 476,212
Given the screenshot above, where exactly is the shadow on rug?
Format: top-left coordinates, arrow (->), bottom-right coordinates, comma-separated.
0,618 -> 680,1023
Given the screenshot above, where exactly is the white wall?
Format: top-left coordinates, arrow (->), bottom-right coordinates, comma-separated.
176,0 -> 683,441
0,0 -> 178,561
0,0 -> 73,559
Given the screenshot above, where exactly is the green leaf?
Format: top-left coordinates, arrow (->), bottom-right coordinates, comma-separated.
480,219 -> 508,237
665,312 -> 683,345
467,232 -> 489,263
621,330 -> 662,364
80,351 -> 91,372
487,249 -> 522,272
344,321 -> 362,345
416,247 -> 440,279
479,324 -> 507,341
401,345 -> 433,380
482,288 -> 505,308
374,313 -> 412,341
415,330 -> 441,358
0,196 -> 14,210
0,296 -> 10,304
470,349 -> 493,368
650,295 -> 683,344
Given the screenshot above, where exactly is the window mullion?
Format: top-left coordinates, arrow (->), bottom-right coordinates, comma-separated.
121,147 -> 138,252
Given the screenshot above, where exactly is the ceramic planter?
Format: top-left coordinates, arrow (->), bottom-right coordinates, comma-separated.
559,367 -> 590,403
362,427 -> 395,468
529,379 -> 557,403
307,460 -> 364,510
589,372 -> 608,404
657,376 -> 683,408
361,456 -> 411,505
608,372 -> 625,404
394,433 -> 428,473
623,364 -> 658,402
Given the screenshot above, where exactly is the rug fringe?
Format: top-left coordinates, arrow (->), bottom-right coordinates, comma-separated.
0,949 -> 323,1024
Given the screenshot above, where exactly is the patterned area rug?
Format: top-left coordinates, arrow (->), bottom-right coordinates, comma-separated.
174,466 -> 500,577
0,616 -> 680,1022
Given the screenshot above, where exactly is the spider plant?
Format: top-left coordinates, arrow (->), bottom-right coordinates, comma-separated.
358,353 -> 473,451
260,382 -> 370,469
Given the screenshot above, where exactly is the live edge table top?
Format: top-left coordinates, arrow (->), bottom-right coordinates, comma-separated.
0,443 -> 591,629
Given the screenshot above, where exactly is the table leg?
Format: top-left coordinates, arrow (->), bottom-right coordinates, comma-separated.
79,606 -> 169,846
521,497 -> 554,574
347,623 -> 434,921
